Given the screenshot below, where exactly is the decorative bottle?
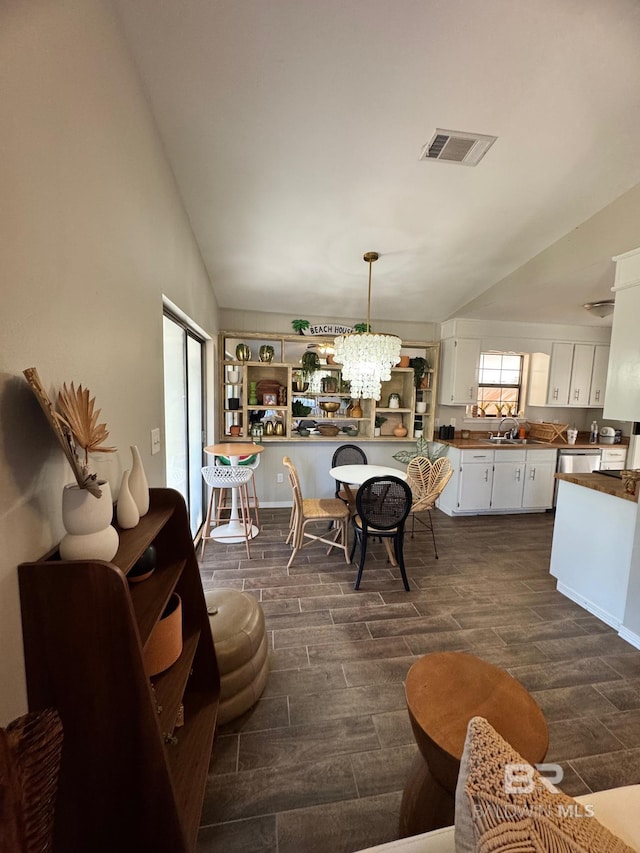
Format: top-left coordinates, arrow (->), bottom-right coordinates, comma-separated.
116,469 -> 140,529
129,445 -> 150,516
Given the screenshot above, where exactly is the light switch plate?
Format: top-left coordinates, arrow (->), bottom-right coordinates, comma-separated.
151,428 -> 161,455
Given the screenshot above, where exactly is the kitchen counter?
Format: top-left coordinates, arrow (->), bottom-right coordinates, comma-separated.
438,432 -> 626,451
551,471 -> 640,648
555,471 -> 638,503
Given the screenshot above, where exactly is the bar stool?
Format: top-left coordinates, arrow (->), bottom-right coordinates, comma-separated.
201,466 -> 255,559
214,453 -> 261,527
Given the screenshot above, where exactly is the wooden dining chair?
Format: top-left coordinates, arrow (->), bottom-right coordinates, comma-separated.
405,456 -> 453,558
351,475 -> 413,591
282,456 -> 350,569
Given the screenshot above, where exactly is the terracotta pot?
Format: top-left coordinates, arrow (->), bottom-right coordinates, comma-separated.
144,593 -> 182,676
393,423 -> 408,437
229,425 -> 242,437
398,356 -> 411,368
350,399 -> 363,418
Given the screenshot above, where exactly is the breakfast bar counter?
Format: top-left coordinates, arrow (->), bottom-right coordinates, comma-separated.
551,472 -> 640,650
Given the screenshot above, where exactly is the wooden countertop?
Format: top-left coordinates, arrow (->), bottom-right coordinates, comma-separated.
555,472 -> 638,503
439,432 -> 628,452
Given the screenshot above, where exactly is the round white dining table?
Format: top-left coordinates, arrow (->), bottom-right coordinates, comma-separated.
204,442 -> 264,542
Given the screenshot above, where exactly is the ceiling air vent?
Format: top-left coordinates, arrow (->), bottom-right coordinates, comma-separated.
419,129 -> 497,166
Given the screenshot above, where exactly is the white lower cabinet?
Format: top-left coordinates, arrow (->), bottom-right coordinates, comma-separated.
521,452 -> 556,508
458,450 -> 494,511
438,447 -> 557,515
491,451 -> 526,510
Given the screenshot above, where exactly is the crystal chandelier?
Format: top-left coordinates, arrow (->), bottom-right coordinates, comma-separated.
333,252 -> 401,401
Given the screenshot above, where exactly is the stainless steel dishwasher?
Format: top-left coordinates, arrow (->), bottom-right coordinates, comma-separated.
553,447 -> 602,506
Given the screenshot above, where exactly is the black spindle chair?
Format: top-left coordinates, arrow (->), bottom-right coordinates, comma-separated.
350,476 -> 413,591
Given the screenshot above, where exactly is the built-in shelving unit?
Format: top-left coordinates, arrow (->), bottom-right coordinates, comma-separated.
18,488 -> 219,853
219,332 -> 439,442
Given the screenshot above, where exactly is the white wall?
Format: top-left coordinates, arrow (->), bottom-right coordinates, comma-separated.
0,0 -> 219,723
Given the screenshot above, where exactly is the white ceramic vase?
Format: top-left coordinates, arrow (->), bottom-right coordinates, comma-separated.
59,480 -> 119,561
116,469 -> 140,529
416,401 -> 427,414
129,445 -> 149,516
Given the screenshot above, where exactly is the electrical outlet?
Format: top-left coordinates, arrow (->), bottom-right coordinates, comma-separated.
277,473 -> 284,484
150,428 -> 161,455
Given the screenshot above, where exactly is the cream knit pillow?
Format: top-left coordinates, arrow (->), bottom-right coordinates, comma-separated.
454,716 -> 634,853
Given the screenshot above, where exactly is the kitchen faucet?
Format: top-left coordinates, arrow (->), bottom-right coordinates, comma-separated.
489,416 -> 520,440
499,416 -> 519,438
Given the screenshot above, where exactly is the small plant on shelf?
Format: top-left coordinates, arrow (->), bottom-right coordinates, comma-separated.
375,414 -> 387,428
300,350 -> 321,380
409,357 -> 429,389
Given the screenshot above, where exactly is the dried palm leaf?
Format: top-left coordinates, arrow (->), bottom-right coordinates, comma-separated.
23,368 -> 103,497
55,382 -> 116,466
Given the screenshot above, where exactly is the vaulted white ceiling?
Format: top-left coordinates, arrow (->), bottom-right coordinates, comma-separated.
113,0 -> 640,327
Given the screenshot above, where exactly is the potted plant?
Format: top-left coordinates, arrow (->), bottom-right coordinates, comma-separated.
300,350 -> 321,381
409,357 -> 429,389
374,414 -> 387,437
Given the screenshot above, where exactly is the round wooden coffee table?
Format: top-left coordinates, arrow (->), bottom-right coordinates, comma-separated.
399,651 -> 548,837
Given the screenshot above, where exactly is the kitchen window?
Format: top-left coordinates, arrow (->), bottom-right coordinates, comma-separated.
474,352 -> 523,417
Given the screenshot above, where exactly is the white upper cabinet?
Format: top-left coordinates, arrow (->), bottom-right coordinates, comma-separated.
604,246 -> 640,421
438,338 -> 481,405
528,342 -> 608,408
589,345 -> 609,407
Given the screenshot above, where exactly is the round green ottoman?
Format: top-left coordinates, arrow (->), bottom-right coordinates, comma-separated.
205,589 -> 269,724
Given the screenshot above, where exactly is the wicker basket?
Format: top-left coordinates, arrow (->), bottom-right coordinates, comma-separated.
0,708 -> 63,853
528,422 -> 568,443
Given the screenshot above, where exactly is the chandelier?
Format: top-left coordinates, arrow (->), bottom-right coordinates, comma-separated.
333,252 -> 401,401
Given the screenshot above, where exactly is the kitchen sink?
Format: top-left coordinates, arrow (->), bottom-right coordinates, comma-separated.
479,438 -> 547,445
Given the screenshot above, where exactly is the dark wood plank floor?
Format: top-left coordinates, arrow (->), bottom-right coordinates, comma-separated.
196,507 -> 640,853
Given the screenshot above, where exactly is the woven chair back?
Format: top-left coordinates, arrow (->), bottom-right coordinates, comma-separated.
283,456 -> 303,514
331,444 -> 368,468
406,456 -> 453,508
356,476 -> 412,532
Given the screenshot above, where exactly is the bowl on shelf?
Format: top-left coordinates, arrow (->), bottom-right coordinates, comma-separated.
319,401 -> 341,417
317,423 -> 340,437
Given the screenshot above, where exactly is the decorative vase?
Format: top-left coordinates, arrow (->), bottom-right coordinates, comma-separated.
116,470 -> 140,529
236,344 -> 251,362
374,427 -> 381,437
350,399 -> 363,418
229,425 -> 242,437
227,369 -> 240,384
393,423 -> 408,437
129,445 -> 150,517
388,393 -> 401,408
416,401 -> 427,414
59,480 -> 119,561
398,356 -> 411,368
128,545 -> 157,583
259,345 -> 275,363
274,422 -> 284,436
143,593 -> 183,677
249,382 -> 258,405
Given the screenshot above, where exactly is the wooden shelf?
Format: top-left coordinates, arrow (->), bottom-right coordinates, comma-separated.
18,488 -> 219,852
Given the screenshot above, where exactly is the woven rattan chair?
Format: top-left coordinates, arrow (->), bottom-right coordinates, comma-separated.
283,456 -> 350,570
405,456 -> 453,558
331,444 -> 368,505
351,475 -> 413,591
